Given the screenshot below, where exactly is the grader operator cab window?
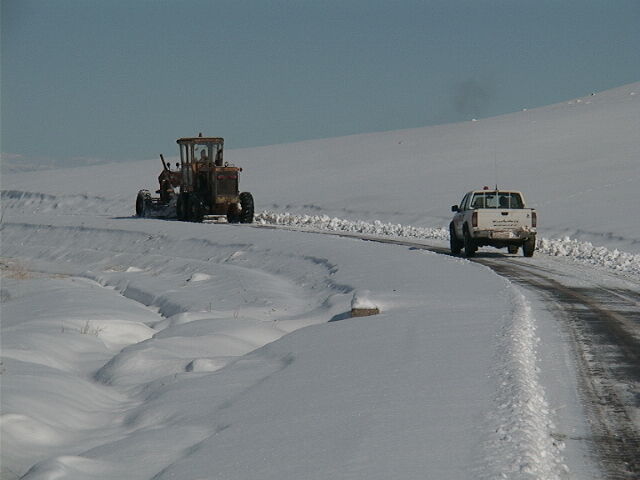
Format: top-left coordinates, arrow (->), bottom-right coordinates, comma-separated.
196,145 -> 209,162
180,142 -> 219,166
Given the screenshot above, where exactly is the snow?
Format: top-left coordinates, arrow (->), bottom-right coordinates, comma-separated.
350,290 -> 379,311
2,222 -> 533,479
256,211 -> 640,277
2,82 -> 639,479
484,291 -> 569,479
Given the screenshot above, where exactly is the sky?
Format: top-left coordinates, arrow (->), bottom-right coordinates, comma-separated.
1,0 -> 639,168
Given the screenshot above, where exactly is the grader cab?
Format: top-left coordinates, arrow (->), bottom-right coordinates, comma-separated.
135,134 -> 254,223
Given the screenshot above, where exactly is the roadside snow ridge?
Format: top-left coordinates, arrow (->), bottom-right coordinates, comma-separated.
256,211 -> 640,278
482,288 -> 569,479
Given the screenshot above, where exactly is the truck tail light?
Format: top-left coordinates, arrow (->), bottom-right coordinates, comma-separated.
472,211 -> 478,228
531,211 -> 537,228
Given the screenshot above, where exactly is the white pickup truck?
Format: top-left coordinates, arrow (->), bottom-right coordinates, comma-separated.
450,188 -> 537,257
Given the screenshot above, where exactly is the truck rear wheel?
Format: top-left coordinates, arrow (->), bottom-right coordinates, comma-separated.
508,245 -> 519,254
449,223 -> 462,255
523,236 -> 536,257
239,192 -> 254,223
464,227 -> 477,257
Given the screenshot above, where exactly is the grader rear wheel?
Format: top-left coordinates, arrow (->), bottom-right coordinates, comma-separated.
189,194 -> 204,223
227,203 -> 240,224
176,193 -> 189,221
239,192 -> 254,224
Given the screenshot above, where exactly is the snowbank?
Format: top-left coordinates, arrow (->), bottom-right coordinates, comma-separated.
256,211 -> 640,278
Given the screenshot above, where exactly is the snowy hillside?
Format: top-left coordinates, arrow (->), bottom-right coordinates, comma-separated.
1,83 -> 639,479
4,82 -> 639,253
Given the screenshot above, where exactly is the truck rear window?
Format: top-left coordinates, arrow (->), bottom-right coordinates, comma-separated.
470,192 -> 523,209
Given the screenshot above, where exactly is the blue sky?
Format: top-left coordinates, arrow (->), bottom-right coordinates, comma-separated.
2,0 -> 639,166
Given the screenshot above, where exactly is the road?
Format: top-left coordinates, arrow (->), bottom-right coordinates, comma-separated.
259,225 -> 640,479
477,255 -> 640,479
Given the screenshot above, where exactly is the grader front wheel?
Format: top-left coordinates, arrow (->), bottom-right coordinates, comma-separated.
136,190 -> 151,217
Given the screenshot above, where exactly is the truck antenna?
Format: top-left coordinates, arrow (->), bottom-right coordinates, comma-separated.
493,151 -> 499,191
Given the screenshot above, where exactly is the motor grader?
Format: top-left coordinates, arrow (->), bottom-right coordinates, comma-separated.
135,134 -> 254,223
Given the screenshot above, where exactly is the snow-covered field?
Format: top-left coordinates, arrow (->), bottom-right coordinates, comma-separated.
1,83 -> 638,479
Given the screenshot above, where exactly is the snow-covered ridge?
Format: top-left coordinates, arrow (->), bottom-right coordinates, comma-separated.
255,211 -> 640,278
